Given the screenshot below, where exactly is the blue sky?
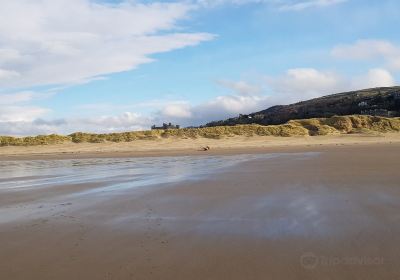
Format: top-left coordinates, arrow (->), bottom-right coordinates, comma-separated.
1,0 -> 400,135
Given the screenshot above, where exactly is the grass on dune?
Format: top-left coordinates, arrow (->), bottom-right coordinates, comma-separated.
1,115 -> 400,147
0,134 -> 71,147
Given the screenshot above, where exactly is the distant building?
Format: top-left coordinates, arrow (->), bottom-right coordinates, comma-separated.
361,109 -> 394,117
358,101 -> 368,107
239,114 -> 252,119
151,122 -> 180,130
253,114 -> 265,120
391,92 -> 400,100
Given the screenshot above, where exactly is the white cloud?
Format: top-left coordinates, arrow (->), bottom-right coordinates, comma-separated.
332,39 -> 400,71
0,90 -> 59,130
0,90 -> 55,125
0,0 -> 213,89
74,112 -> 151,132
216,80 -> 262,95
0,106 -> 49,123
332,40 -> 398,60
196,0 -> 268,6
0,48 -> 23,62
0,69 -> 20,80
196,0 -> 347,10
266,67 -> 396,100
1,66 -> 396,135
0,112 -> 152,136
161,102 -> 193,119
0,121 -> 51,136
279,0 -> 347,11
155,81 -> 271,126
351,68 -> 395,89
266,68 -> 343,99
0,81 -> 271,135
156,66 -> 390,126
0,91 -> 36,105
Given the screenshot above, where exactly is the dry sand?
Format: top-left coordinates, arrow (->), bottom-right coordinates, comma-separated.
1,132 -> 400,160
1,138 -> 400,279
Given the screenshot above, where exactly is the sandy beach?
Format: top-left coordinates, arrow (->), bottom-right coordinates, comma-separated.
2,0 -> 400,278
1,137 -> 400,279
1,133 -> 400,160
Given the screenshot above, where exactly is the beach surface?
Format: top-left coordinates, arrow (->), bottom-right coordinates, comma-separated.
1,139 -> 400,279
1,133 -> 400,160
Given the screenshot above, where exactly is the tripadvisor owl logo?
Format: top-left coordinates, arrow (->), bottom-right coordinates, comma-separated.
300,252 -> 384,269
300,252 -> 319,269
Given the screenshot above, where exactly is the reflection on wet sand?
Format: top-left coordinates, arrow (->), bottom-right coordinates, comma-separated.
1,145 -> 399,279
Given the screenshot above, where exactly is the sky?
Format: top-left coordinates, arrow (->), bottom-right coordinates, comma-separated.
1,0 -> 400,135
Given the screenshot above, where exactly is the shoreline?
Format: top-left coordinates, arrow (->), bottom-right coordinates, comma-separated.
1,133 -> 400,160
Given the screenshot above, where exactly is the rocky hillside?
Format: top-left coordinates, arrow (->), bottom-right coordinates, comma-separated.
206,87 -> 400,127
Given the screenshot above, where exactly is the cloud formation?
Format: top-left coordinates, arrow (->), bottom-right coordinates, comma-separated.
216,80 -> 262,96
266,68 -> 342,99
155,66 -> 395,127
279,0 -> 347,11
0,106 -> 49,123
1,65 -> 396,136
0,0 -> 213,89
266,67 -> 395,99
196,0 -> 347,10
154,78 -> 274,127
332,39 -> 400,71
351,68 -> 395,89
0,112 -> 152,136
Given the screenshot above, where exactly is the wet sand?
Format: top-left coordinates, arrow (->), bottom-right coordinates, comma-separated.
1,144 -> 400,279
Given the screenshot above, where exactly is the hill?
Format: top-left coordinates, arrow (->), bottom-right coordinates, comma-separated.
2,87 -> 400,147
205,87 -> 400,127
